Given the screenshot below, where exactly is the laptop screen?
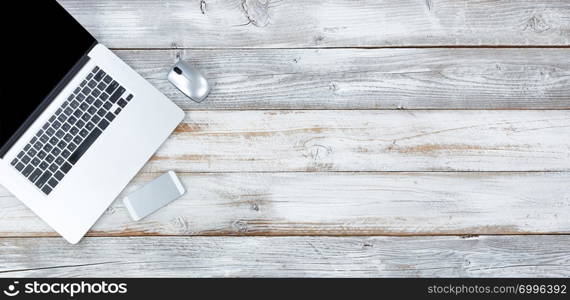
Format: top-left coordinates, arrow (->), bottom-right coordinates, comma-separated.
0,1 -> 96,158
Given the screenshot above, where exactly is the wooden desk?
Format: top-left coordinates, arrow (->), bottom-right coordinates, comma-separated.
1,0 -> 570,277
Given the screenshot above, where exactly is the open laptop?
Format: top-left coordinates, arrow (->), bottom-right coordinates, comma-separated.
0,1 -> 184,243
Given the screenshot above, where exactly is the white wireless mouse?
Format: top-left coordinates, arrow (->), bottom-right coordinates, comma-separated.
168,60 -> 211,103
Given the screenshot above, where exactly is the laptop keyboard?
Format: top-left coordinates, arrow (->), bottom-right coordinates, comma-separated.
10,66 -> 134,195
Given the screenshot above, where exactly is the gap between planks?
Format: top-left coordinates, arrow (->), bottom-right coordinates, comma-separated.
110,46 -> 570,51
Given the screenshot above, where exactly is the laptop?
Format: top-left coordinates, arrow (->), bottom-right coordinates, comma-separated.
0,1 -> 184,243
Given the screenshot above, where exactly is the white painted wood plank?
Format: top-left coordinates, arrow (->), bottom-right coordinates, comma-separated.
1,172 -> 569,236
116,48 -> 570,110
1,236 -> 569,277
57,0 -> 570,48
144,110 -> 570,172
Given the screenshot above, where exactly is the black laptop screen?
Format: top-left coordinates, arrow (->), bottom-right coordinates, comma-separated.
0,1 -> 96,157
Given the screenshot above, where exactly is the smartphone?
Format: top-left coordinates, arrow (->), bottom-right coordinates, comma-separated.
123,171 -> 185,221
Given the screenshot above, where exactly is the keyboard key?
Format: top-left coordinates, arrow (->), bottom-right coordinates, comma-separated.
43,143 -> 53,152
73,136 -> 83,144
92,89 -> 101,97
95,69 -> 106,81
36,130 -> 44,137
39,161 -> 49,170
63,134 -> 73,142
48,163 -> 58,173
76,93 -> 86,101
126,94 -> 133,101
15,163 -> 25,171
76,120 -> 85,128
51,147 -> 61,156
62,123 -> 71,131
35,171 -> 52,188
55,108 -> 62,116
91,115 -> 101,124
80,103 -> 89,110
118,98 -> 128,108
114,107 -> 122,115
61,150 -> 71,159
45,154 -> 54,163
49,137 -> 58,146
92,66 -> 99,73
99,119 -> 110,130
86,122 -> 95,130
10,158 -> 18,166
80,80 -> 87,87
22,165 -> 34,177
87,80 -> 97,88
55,130 -> 65,138
97,82 -> 107,90
80,129 -> 89,137
86,95 -> 95,104
105,81 -> 119,94
48,178 -> 59,188
30,137 -> 38,144
52,120 -> 62,129
109,87 -> 125,103
68,116 -> 77,125
100,93 -> 109,101
70,127 -> 79,135
97,108 -> 106,117
29,168 -> 42,183
42,122 -> 50,130
105,112 -> 115,122
28,148 -> 37,157
54,171 -> 64,181
70,101 -> 79,109
86,73 -> 93,80
41,185 -> 52,195
73,87 -> 81,94
88,106 -> 97,115
81,87 -> 92,95
33,142 -> 43,150
46,128 -> 56,136
49,115 -> 56,123
69,128 -> 102,165
81,113 -> 91,122
17,151 -> 24,159
55,157 -> 65,165
24,144 -> 31,152
31,158 -> 41,166
103,75 -> 113,84
103,102 -> 112,110
67,143 -> 77,151
39,134 -> 49,143
61,162 -> 72,173
94,99 -> 103,108
57,114 -> 67,123
73,109 -> 82,118
21,155 -> 31,164
58,141 -> 67,149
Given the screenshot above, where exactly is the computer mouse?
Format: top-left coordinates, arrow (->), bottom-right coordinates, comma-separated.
167,61 -> 211,103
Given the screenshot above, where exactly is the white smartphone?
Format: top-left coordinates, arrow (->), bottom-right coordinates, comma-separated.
123,171 -> 185,221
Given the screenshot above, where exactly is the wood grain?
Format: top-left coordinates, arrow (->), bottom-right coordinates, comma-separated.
58,0 -> 570,48
140,110 -> 570,173
1,235 -> 569,277
1,172 -> 570,237
116,48 -> 570,110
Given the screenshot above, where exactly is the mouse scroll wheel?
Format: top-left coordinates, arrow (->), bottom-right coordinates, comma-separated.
173,67 -> 183,75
